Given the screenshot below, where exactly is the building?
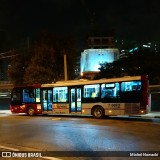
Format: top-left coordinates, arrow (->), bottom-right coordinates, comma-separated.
116,39 -> 160,59
149,85 -> 160,112
87,36 -> 115,49
80,48 -> 119,79
80,36 -> 119,79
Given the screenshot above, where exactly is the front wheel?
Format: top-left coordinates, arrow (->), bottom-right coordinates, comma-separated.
27,106 -> 35,116
92,106 -> 105,119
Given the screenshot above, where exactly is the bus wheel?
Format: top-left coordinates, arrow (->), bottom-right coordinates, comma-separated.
92,106 -> 105,119
27,107 -> 35,116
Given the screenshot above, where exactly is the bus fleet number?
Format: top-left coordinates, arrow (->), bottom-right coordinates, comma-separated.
108,103 -> 120,109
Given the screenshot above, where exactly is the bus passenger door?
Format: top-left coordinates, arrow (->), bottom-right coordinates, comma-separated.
69,87 -> 82,113
42,89 -> 52,111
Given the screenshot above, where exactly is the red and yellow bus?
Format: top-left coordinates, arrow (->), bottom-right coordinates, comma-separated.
10,75 -> 149,118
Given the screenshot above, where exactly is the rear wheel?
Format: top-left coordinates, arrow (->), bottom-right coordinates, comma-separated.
92,106 -> 105,119
27,107 -> 35,116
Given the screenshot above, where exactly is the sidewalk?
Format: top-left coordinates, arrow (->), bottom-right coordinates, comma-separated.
0,110 -> 11,114
0,110 -> 160,118
137,112 -> 160,118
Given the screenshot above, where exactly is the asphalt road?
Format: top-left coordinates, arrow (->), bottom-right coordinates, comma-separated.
0,114 -> 160,160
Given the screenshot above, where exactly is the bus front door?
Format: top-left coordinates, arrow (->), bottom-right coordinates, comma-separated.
42,89 -> 52,112
70,87 -> 82,113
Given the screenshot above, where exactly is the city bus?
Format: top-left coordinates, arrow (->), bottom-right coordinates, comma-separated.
10,75 -> 149,118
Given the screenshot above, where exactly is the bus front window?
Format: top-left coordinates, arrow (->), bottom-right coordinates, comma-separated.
11,89 -> 22,105
12,90 -> 21,102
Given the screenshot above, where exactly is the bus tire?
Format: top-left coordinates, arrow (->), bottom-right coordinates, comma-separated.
27,106 -> 35,116
92,106 -> 105,119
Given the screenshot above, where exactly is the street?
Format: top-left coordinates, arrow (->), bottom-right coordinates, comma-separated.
0,114 -> 160,160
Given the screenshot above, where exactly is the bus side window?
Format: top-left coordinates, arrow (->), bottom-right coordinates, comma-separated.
83,84 -> 100,99
53,87 -> 68,102
22,89 -> 35,103
36,88 -> 40,102
101,83 -> 120,99
121,81 -> 142,92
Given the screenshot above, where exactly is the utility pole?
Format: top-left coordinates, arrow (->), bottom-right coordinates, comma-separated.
64,53 -> 68,81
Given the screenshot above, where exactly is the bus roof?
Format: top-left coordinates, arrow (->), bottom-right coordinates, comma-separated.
42,76 -> 144,87
12,84 -> 41,89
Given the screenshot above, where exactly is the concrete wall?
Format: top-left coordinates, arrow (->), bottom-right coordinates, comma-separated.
149,85 -> 160,112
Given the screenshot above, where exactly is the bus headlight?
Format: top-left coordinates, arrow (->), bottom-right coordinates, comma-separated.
20,105 -> 25,110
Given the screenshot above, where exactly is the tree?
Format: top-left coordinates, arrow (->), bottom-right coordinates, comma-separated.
8,31 -> 77,85
98,48 -> 160,84
23,44 -> 57,84
24,32 -> 76,84
8,50 -> 29,85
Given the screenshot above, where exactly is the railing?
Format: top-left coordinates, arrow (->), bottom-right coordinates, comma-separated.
0,81 -> 14,90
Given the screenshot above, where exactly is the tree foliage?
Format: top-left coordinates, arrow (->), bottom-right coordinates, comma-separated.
8,50 -> 29,85
8,32 -> 77,85
98,49 -> 160,84
23,43 -> 56,84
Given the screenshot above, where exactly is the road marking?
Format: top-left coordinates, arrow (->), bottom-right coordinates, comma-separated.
43,156 -> 62,160
0,145 -> 19,151
52,118 -> 61,121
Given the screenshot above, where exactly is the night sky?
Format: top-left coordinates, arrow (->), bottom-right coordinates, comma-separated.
1,0 -> 160,49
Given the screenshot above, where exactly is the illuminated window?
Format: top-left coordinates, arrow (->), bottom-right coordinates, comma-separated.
35,88 -> 40,102
22,88 -> 35,103
101,83 -> 120,99
84,84 -> 100,98
121,81 -> 142,92
53,87 -> 68,102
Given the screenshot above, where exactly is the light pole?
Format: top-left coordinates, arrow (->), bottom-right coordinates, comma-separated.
64,53 -> 68,81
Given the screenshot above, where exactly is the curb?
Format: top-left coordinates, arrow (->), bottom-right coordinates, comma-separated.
0,110 -> 11,114
0,110 -> 160,118
142,116 -> 160,118
154,116 -> 160,118
131,115 -> 160,118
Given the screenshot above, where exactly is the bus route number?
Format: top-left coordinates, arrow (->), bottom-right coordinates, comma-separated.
108,103 -> 120,109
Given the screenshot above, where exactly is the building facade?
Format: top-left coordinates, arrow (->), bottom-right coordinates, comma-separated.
80,36 -> 119,79
87,36 -> 115,49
